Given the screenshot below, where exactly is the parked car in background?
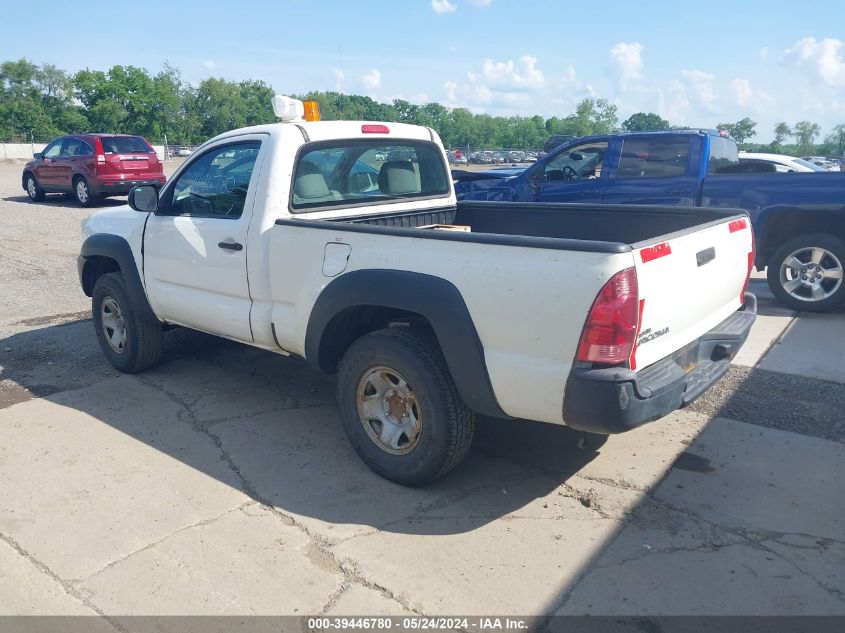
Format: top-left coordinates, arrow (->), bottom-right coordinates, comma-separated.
448,150 -> 467,165
176,147 -> 194,157
22,134 -> 166,207
802,156 -> 840,171
543,135 -> 578,154
739,152 -> 826,173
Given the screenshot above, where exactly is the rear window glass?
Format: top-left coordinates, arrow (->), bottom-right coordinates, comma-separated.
707,136 -> 739,174
291,141 -> 449,211
617,137 -> 690,178
100,136 -> 153,154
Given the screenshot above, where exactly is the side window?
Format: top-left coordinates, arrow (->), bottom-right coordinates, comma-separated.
707,136 -> 739,174
544,142 -> 608,181
79,140 -> 94,156
617,137 -> 690,178
168,142 -> 261,218
61,138 -> 82,157
43,140 -> 63,158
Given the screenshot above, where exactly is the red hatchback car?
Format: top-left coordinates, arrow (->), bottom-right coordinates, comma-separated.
22,134 -> 166,207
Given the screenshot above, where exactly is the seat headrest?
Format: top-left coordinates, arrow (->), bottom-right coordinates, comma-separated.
294,173 -> 330,199
378,161 -> 419,195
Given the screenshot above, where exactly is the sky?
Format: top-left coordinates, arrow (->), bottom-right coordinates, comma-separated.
2,0 -> 844,142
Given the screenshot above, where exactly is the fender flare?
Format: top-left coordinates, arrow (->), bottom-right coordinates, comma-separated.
305,269 -> 510,419
78,233 -> 158,322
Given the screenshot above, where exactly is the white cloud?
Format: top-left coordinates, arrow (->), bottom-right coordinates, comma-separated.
331,68 -> 345,91
609,42 -> 644,89
781,37 -> 845,88
362,69 -> 381,90
657,80 -> 691,123
203,60 -> 217,70
730,78 -> 774,110
679,69 -> 717,111
431,0 -> 457,14
444,55 -> 545,113
472,55 -> 545,91
468,0 -> 492,6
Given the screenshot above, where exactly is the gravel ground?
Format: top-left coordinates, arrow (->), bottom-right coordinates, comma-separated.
0,161 -> 183,336
690,364 -> 845,443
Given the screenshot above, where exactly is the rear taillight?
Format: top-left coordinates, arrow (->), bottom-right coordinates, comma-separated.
94,138 -> 105,170
576,267 -> 640,365
741,230 -> 756,303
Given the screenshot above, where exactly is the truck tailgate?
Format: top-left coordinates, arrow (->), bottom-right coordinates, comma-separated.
632,215 -> 753,370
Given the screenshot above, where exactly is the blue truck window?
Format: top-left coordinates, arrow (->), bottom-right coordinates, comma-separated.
617,137 -> 690,178
707,136 -> 739,174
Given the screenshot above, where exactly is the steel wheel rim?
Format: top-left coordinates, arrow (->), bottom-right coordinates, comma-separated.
356,365 -> 422,455
76,181 -> 88,203
100,296 -> 127,353
779,246 -> 843,302
26,177 -> 37,198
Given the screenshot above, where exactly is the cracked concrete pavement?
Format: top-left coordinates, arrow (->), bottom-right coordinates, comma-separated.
0,163 -> 844,623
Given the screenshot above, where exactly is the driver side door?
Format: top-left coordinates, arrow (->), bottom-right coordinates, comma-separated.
519,140 -> 608,203
143,137 -> 265,342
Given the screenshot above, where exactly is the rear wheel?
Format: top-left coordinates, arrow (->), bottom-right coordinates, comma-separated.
74,176 -> 97,207
767,233 -> 845,312
24,174 -> 45,201
337,328 -> 475,486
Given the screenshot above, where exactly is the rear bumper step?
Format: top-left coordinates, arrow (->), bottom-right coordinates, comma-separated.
562,293 -> 757,434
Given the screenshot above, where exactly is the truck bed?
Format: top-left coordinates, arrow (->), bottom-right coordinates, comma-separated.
296,201 -> 745,249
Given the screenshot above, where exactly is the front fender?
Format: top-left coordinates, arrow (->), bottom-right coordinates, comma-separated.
79,233 -> 158,322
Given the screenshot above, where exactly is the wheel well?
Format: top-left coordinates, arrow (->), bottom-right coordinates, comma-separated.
759,210 -> 845,266
317,305 -> 436,373
22,170 -> 34,186
81,256 -> 120,296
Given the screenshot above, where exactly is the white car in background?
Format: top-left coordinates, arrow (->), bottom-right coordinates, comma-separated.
801,156 -> 841,171
738,152 -> 826,173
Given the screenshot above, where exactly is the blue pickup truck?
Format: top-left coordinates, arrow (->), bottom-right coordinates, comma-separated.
454,130 -> 845,312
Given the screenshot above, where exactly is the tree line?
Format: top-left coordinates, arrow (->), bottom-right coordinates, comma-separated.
1,58 -> 842,155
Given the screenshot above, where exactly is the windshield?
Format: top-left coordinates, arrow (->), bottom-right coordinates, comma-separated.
291,140 -> 449,211
792,158 -> 827,171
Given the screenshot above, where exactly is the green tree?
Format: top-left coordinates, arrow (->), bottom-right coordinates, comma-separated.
824,124 -> 845,154
717,117 -> 757,145
773,122 -> 791,146
793,120 -> 821,154
622,112 -> 670,132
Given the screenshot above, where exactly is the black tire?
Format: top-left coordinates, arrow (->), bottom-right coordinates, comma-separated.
73,176 -> 98,207
337,327 -> 475,486
767,233 -> 845,312
24,173 -> 45,201
92,272 -> 163,373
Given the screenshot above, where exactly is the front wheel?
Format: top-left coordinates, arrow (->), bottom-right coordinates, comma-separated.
92,272 -> 163,373
337,328 -> 475,486
767,233 -> 845,312
25,174 -> 45,201
74,177 -> 97,207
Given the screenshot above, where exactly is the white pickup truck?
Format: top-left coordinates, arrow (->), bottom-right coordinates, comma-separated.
78,97 -> 756,485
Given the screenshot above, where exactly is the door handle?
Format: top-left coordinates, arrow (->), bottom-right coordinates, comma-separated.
218,241 -> 243,251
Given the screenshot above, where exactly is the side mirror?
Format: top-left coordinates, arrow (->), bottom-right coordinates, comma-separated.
33,152 -> 43,160
128,185 -> 159,213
